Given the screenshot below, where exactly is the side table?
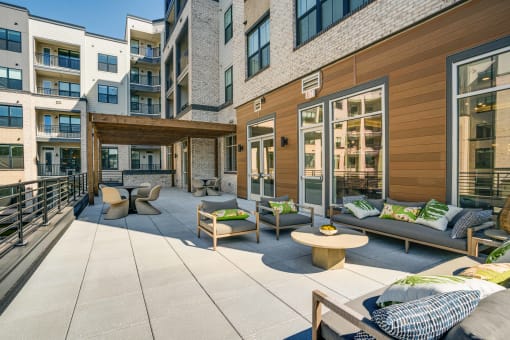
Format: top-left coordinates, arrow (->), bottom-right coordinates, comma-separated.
471,228 -> 509,257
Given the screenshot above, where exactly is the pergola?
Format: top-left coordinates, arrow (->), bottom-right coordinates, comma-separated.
87,113 -> 236,204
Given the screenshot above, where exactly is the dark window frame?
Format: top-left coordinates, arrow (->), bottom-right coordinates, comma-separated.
98,53 -> 118,73
0,28 -> 22,53
0,144 -> 24,169
58,115 -> 80,133
224,135 -> 237,173
58,81 -> 80,98
224,6 -> 233,44
98,85 -> 118,104
225,66 -> 233,103
57,48 -> 80,70
0,66 -> 22,90
247,15 -> 270,78
101,147 -> 118,170
0,105 -> 22,128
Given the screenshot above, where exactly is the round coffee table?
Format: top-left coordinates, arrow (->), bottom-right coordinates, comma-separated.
291,226 -> 368,270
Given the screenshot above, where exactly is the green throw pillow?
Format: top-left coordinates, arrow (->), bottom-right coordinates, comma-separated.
379,203 -> 421,222
486,240 -> 510,264
458,263 -> 510,287
376,275 -> 504,308
345,199 -> 379,219
212,209 -> 249,221
415,199 -> 449,231
269,200 -> 297,214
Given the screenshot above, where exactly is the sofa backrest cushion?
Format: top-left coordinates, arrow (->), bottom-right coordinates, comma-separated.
260,195 -> 289,215
201,199 -> 238,213
386,198 -> 426,208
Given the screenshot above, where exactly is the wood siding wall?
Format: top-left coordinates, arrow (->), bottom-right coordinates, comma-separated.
236,0 -> 510,202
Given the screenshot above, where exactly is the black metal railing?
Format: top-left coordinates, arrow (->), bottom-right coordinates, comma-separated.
130,75 -> 161,86
36,87 -> 80,98
458,170 -> 510,208
37,125 -> 81,139
130,163 -> 162,171
130,46 -> 160,58
34,53 -> 80,70
333,171 -> 383,202
130,103 -> 161,115
0,173 -> 87,256
38,164 -> 81,177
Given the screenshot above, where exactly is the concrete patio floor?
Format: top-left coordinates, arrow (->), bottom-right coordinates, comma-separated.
0,188 -> 459,339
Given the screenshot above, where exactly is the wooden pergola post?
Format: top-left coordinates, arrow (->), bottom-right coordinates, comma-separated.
187,136 -> 192,193
87,115 -> 94,204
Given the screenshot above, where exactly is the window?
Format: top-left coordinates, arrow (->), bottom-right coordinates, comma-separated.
130,40 -> 139,54
453,46 -> 510,206
101,147 -> 118,170
247,16 -> 270,77
0,28 -> 21,52
58,82 -> 80,97
60,148 -> 80,173
225,66 -> 233,103
296,0 -> 373,46
131,150 -> 140,169
98,54 -> 117,73
0,144 -> 23,169
0,66 -> 22,90
98,85 -> 118,104
225,135 -> 237,172
331,87 -> 384,203
58,49 -> 80,70
0,105 -> 22,127
59,115 -> 80,133
130,68 -> 139,83
224,6 -> 233,43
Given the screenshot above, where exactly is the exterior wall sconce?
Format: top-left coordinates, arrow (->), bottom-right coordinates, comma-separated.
280,136 -> 288,147
237,144 -> 244,152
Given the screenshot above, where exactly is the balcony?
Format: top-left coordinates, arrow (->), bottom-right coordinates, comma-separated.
34,53 -> 80,74
130,75 -> 161,93
130,163 -> 162,170
130,103 -> 161,116
37,125 -> 81,140
130,46 -> 161,64
36,87 -> 80,98
37,164 -> 81,177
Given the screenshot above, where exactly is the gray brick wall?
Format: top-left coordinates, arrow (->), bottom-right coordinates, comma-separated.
233,0 -> 463,106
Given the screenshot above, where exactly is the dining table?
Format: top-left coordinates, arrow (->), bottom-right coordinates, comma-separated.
116,185 -> 143,212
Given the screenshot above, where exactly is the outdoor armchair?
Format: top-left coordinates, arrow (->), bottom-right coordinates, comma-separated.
196,199 -> 259,250
192,178 -> 206,197
256,196 -> 314,240
135,185 -> 161,215
101,187 -> 129,220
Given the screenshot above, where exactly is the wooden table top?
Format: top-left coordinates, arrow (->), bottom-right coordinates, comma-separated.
291,226 -> 368,250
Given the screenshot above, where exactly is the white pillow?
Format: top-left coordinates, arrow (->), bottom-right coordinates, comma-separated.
445,205 -> 463,222
345,200 -> 380,219
415,215 -> 449,231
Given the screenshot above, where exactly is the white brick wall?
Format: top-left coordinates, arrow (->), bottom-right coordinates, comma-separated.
233,0 -> 463,106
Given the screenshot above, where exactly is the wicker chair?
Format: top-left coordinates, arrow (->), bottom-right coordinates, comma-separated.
101,187 -> 129,220
135,185 -> 161,215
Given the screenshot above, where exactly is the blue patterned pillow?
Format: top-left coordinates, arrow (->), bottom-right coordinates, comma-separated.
372,290 -> 480,340
342,195 -> 366,213
353,331 -> 375,340
451,210 -> 492,239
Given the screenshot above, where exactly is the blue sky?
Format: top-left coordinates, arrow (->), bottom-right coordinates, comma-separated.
5,0 -> 164,39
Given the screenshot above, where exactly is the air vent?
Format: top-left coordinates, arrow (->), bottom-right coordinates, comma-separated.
301,72 -> 321,97
254,98 -> 262,112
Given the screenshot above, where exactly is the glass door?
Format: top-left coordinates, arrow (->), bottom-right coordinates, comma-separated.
248,137 -> 275,200
300,105 -> 324,215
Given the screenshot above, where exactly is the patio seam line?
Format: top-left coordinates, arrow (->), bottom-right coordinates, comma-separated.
146,216 -> 244,339
124,218 -> 156,340
64,208 -> 101,340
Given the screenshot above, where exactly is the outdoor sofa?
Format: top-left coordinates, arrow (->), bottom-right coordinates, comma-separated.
329,198 -> 493,256
312,256 -> 509,339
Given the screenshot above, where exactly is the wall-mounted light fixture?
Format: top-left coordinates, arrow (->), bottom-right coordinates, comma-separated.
174,153 -> 178,158
237,144 -> 244,152
280,136 -> 288,147
260,96 -> 266,103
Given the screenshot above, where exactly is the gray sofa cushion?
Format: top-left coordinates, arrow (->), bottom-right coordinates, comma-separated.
259,195 -> 289,215
331,214 -> 466,250
260,213 -> 312,227
201,199 -> 238,213
386,198 -> 426,208
367,199 -> 384,212
200,219 -> 257,235
443,288 -> 510,340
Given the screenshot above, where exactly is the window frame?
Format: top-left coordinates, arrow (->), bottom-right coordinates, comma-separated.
224,6 -> 233,44
0,144 -> 24,169
0,66 -> 22,90
224,66 -> 233,103
98,85 -> 118,104
0,28 -> 22,53
0,105 -> 22,128
224,134 -> 237,173
101,147 -> 118,170
58,81 -> 80,98
98,53 -> 118,73
246,15 -> 270,78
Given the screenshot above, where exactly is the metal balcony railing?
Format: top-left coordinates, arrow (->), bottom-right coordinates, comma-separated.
38,164 -> 81,177
130,103 -> 161,116
130,46 -> 161,58
130,163 -> 162,171
37,125 -> 81,139
130,75 -> 161,86
0,173 -> 88,256
34,53 -> 80,71
36,87 -> 80,98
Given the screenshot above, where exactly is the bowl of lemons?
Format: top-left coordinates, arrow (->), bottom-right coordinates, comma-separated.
319,224 -> 338,236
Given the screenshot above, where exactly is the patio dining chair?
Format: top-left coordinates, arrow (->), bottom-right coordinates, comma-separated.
131,182 -> 152,206
205,177 -> 221,196
135,185 -> 162,215
101,187 -> 129,220
192,178 -> 206,197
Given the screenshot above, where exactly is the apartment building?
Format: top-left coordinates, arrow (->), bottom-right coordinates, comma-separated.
233,0 -> 510,213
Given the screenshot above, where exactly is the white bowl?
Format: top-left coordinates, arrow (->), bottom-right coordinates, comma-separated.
319,227 -> 338,236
